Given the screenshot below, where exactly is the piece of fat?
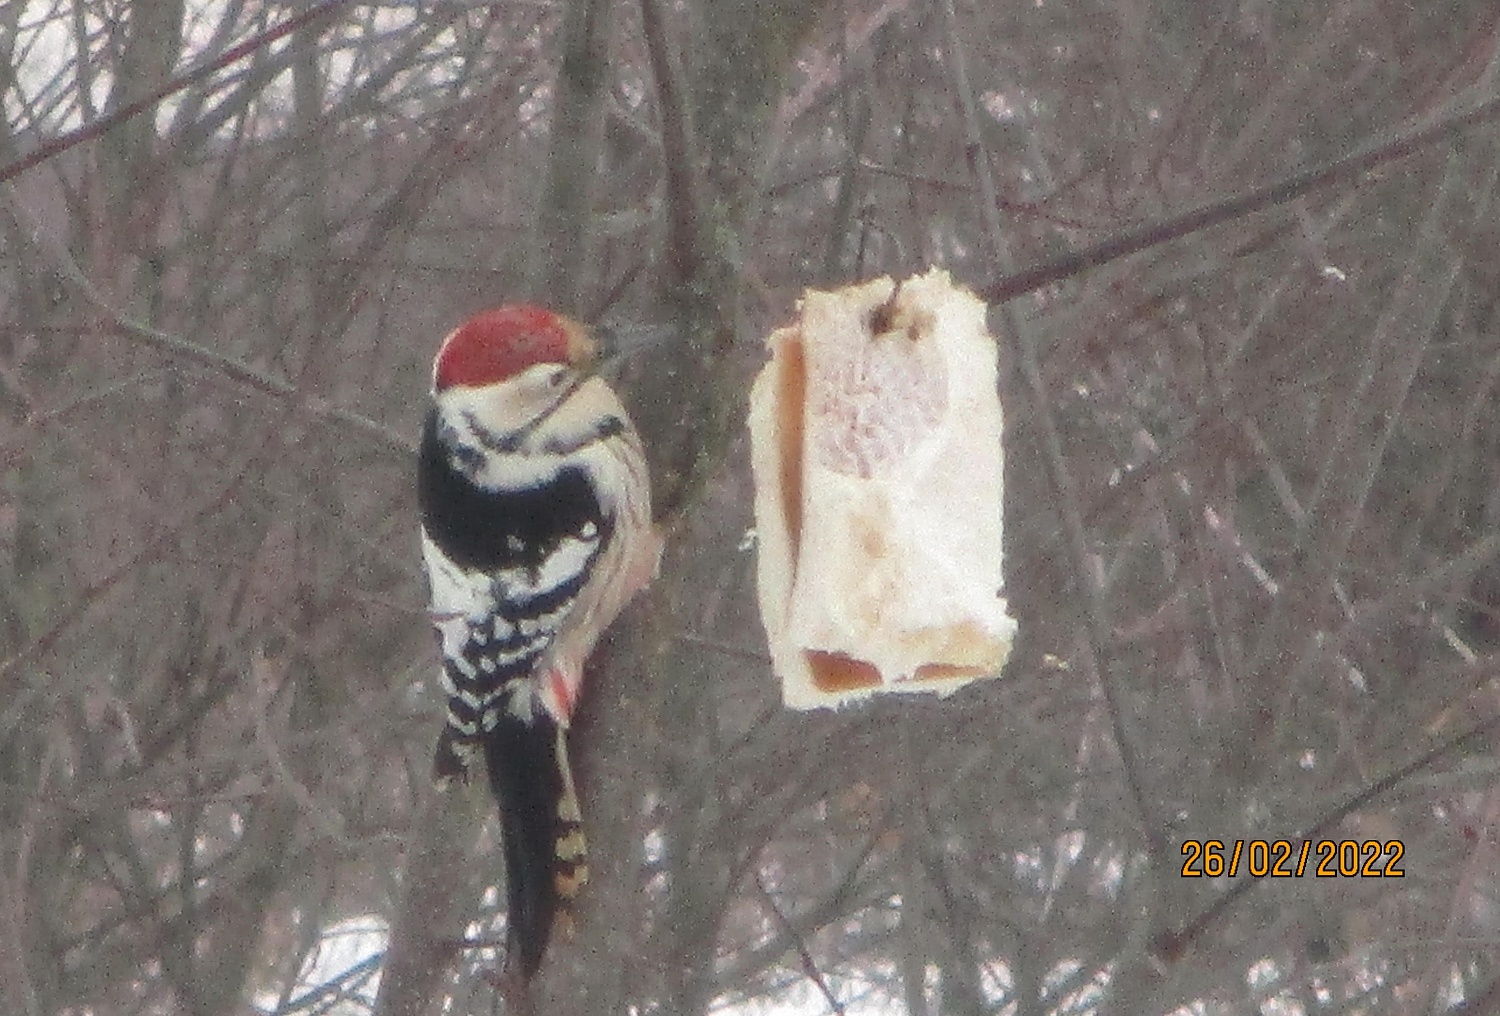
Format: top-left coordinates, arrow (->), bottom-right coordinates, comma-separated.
748,268 -> 1017,710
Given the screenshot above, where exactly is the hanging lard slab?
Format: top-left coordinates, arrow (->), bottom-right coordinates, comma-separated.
748,268 -> 1017,710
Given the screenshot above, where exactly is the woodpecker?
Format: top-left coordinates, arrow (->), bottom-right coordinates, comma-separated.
417,305 -> 658,979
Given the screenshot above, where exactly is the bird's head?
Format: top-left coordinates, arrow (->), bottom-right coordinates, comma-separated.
432,305 -> 602,438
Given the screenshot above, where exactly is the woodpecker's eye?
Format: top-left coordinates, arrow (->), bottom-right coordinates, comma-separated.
548,367 -> 571,388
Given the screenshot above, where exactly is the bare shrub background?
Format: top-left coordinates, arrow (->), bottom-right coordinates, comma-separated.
3,1 -> 1500,1013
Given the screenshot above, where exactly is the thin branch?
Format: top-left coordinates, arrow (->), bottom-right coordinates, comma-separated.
940,0 -> 1161,859
753,872 -> 848,1016
0,454 -> 257,692
979,93 -> 1500,307
1156,701 -> 1500,959
638,0 -> 704,296
0,0 -> 351,187
4,188 -> 412,454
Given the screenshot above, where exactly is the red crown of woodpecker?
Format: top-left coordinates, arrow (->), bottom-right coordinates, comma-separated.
433,305 -> 596,392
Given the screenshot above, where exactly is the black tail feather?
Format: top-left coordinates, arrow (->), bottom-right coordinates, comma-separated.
483,712 -> 587,979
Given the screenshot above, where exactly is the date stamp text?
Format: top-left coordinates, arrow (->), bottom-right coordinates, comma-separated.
1180,839 -> 1404,878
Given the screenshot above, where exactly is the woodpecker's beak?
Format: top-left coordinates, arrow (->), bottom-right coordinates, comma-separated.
587,348 -> 629,384
578,325 -> 629,383
555,350 -> 612,402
